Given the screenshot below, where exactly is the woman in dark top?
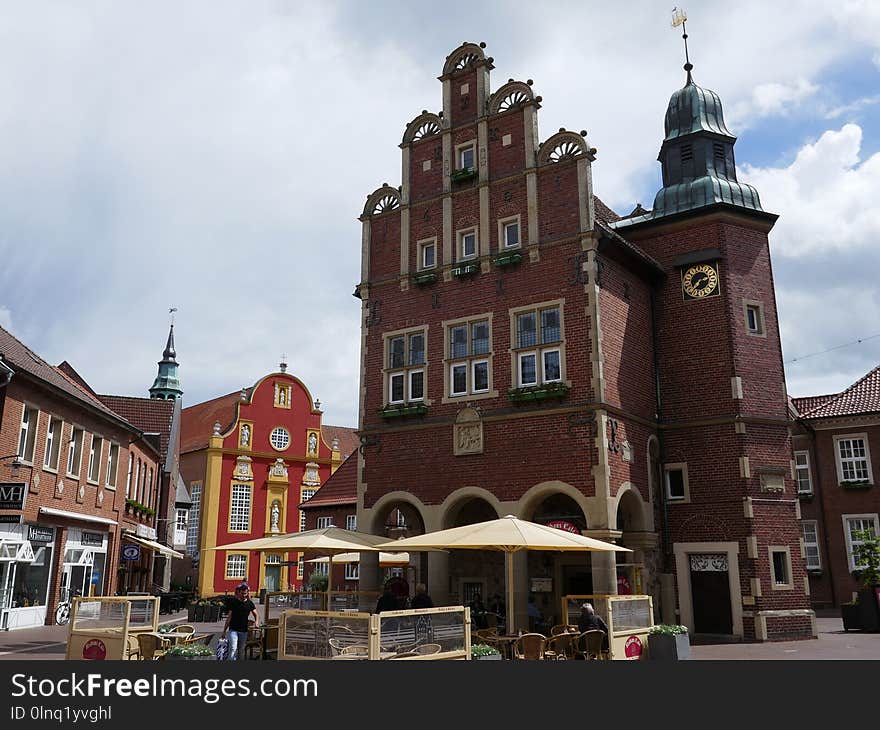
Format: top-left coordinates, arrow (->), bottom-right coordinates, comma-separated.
222,583 -> 258,660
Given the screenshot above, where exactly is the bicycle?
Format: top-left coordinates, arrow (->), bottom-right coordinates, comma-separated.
55,588 -> 81,626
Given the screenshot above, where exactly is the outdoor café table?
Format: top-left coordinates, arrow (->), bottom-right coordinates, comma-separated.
148,632 -> 193,645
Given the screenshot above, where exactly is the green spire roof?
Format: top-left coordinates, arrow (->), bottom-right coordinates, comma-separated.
149,324 -> 183,401
664,78 -> 734,141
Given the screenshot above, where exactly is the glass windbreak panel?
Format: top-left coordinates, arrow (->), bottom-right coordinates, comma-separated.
610,598 -> 651,632
378,608 -> 466,656
11,546 -> 51,608
281,611 -> 370,659
71,599 -> 128,631
127,597 -> 158,629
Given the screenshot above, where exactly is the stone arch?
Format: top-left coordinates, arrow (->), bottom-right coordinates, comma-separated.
488,80 -> 535,115
439,487 -> 502,529
537,130 -> 595,166
613,483 -> 648,533
402,111 -> 443,145
362,184 -> 401,217
368,491 -> 428,536
442,42 -> 486,76
519,480 -> 591,529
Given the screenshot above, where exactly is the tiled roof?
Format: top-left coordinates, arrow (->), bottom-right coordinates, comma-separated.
791,394 -> 837,417
98,394 -> 174,458
180,391 -> 242,454
0,326 -> 136,431
300,454 -> 356,509
594,196 -> 621,224
321,425 -> 360,460
797,366 -> 880,419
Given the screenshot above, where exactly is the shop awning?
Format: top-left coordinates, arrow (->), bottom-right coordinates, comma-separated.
124,534 -> 184,560
39,507 -> 117,526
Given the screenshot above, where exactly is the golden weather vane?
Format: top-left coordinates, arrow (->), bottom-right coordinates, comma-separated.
169,307 -> 178,325
671,7 -> 693,81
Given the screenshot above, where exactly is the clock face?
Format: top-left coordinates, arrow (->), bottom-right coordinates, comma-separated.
682,263 -> 720,300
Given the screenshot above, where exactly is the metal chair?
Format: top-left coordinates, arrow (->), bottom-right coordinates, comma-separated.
512,633 -> 547,660
573,630 -> 606,660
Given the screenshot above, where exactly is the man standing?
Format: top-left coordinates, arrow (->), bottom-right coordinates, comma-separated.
222,582 -> 258,661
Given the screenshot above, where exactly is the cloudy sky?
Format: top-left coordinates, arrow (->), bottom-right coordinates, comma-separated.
1,1 -> 879,427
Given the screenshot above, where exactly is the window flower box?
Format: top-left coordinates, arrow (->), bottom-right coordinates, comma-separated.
492,252 -> 523,268
379,403 -> 429,419
451,262 -> 480,278
508,382 -> 570,403
797,492 -> 813,502
450,167 -> 477,183
840,480 -> 872,490
413,272 -> 438,286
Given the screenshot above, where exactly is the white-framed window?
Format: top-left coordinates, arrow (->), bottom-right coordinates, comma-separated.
835,434 -> 872,484
18,404 -> 39,463
300,489 -> 317,533
385,328 -> 427,404
843,514 -> 879,570
229,483 -> 252,532
457,143 -> 475,171
458,228 -> 477,260
125,452 -> 134,498
498,216 -> 521,249
176,509 -> 188,532
187,483 -> 202,558
769,547 -> 792,589
664,463 -> 689,502
419,238 -> 437,270
743,300 -> 766,336
316,516 -> 332,529
313,561 -> 328,576
43,416 -> 62,471
445,317 -> 492,398
794,451 -> 812,494
148,467 -> 154,509
344,563 -> 360,581
512,304 -> 563,387
225,554 -> 247,580
87,436 -> 103,483
802,521 -> 821,570
270,427 -> 291,451
105,444 -> 119,488
66,427 -> 84,477
346,514 -> 357,531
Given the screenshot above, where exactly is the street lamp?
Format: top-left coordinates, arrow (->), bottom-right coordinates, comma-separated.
0,454 -> 24,477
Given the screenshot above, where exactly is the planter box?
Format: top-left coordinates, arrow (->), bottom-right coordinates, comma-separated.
840,481 -> 872,490
492,252 -> 523,269
473,653 -> 502,660
165,655 -> 216,661
841,602 -> 860,632
450,167 -> 477,183
380,404 -> 429,419
187,604 -> 197,622
413,272 -> 438,286
508,384 -> 570,403
856,587 -> 880,631
451,263 -> 480,278
647,633 -> 690,660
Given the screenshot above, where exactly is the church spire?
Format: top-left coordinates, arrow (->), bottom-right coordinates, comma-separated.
149,311 -> 183,401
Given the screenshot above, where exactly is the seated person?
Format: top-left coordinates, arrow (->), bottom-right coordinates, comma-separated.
375,588 -> 398,614
577,602 -> 610,651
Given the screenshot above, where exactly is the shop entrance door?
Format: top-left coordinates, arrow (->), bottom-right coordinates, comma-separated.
265,565 -> 281,592
689,554 -> 733,635
61,549 -> 94,602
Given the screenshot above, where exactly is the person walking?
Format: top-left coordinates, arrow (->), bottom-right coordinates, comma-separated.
221,582 -> 258,661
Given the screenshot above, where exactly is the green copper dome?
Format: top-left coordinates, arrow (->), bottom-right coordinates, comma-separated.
664,79 -> 734,141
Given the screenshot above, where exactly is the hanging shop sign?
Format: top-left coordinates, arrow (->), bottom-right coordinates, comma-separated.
122,544 -> 140,561
81,531 -> 104,547
0,482 -> 26,511
28,526 -> 55,543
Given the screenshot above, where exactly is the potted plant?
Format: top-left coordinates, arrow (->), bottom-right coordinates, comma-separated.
851,529 -> 880,631
165,643 -> 215,661
471,643 -> 502,661
841,600 -> 861,631
647,624 -> 690,660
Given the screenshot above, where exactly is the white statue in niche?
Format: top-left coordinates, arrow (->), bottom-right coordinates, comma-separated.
271,501 -> 281,532
308,432 -> 318,454
278,387 -> 287,406
240,424 -> 250,446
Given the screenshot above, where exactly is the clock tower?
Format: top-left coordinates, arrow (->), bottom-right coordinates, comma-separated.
612,61 -> 814,640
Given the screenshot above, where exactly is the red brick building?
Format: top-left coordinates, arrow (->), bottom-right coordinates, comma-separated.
0,327 -> 162,628
179,364 -> 357,596
792,366 -> 880,608
353,43 -> 813,640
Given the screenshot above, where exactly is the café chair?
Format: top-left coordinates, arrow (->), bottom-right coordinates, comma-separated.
573,630 -> 606,661
414,643 -> 442,655
545,632 -> 576,660
175,624 -> 195,636
340,645 -> 369,656
512,633 -> 547,660
388,651 -> 420,660
137,633 -> 169,661
125,635 -> 140,660
550,624 -> 577,636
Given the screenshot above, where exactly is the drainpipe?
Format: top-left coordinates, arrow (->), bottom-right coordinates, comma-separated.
649,291 -> 671,572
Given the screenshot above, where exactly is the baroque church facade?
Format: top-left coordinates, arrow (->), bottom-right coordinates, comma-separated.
353,42 -> 815,641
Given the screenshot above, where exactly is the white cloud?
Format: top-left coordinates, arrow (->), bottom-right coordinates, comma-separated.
728,79 -> 818,129
0,306 -> 12,331
741,124 -> 880,256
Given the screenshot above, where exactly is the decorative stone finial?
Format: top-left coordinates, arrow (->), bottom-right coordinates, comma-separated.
314,398 -> 322,411
212,421 -> 221,436
331,437 -> 339,451
280,353 -> 288,373
240,388 -> 247,402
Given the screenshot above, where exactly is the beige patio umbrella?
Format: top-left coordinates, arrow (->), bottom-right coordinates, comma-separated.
306,551 -> 412,567
377,515 -> 631,633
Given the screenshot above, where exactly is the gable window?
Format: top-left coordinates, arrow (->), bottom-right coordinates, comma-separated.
87,436 -> 103,483
18,405 -> 39,463
664,463 -> 689,503
498,216 -> 521,250
385,328 -> 427,405
769,547 -> 792,589
835,435 -> 872,484
844,515 -> 878,570
419,238 -> 437,270
794,451 -> 812,494
66,427 -> 84,477
105,444 -> 119,488
458,228 -> 477,260
229,483 -> 252,533
511,304 -> 564,387
802,521 -> 820,570
445,316 -> 492,399
43,416 -> 62,471
270,427 -> 291,451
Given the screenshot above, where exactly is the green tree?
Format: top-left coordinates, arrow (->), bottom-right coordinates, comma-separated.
853,529 -> 880,588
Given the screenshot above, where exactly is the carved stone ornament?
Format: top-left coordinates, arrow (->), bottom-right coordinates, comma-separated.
759,470 -> 786,493
621,440 -> 633,464
32,473 -> 40,489
454,407 -> 483,456
78,484 -> 85,500
269,458 -> 288,478
689,554 -> 728,572
303,462 -> 321,486
98,490 -> 104,505
56,480 -> 64,494
234,455 -> 254,481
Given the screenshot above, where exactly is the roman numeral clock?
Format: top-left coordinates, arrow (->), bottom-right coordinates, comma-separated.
681,262 -> 720,300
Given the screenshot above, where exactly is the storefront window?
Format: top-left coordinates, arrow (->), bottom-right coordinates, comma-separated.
12,546 -> 52,608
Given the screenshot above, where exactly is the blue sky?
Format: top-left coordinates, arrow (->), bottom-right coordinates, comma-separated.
0,1 -> 878,426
